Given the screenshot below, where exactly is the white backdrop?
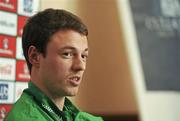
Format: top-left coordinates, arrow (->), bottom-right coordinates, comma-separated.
0,0 -> 40,120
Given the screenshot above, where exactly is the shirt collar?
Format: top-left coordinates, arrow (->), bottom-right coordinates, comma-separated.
24,81 -> 79,120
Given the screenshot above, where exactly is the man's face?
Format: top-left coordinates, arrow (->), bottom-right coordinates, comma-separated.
39,30 -> 88,98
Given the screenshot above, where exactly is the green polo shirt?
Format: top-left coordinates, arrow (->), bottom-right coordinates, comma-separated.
4,82 -> 103,121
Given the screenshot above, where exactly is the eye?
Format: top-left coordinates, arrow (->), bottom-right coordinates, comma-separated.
81,54 -> 88,61
62,52 -> 74,58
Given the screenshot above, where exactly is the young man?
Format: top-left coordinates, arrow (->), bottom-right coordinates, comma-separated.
5,8 -> 103,121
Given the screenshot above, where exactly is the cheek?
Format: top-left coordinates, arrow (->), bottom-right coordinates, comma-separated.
49,59 -> 71,74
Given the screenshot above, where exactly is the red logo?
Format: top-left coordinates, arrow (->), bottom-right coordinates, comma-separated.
0,0 -> 17,13
18,16 -> 29,37
0,35 -> 16,58
0,104 -> 12,121
16,60 -> 30,82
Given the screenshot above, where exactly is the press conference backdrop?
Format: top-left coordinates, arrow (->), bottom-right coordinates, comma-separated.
130,0 -> 180,91
118,0 -> 180,121
0,0 -> 40,120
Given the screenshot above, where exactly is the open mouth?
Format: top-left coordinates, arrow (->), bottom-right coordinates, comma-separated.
68,76 -> 81,86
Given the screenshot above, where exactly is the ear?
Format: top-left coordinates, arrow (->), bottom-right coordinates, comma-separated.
28,45 -> 41,68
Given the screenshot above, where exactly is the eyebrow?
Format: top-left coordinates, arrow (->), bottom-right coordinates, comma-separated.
59,46 -> 88,52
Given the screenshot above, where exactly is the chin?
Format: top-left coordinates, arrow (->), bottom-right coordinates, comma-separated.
64,87 -> 79,96
67,90 -> 79,96
65,93 -> 77,97
67,94 -> 76,97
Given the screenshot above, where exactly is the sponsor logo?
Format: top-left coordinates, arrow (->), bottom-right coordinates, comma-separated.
0,58 -> 15,81
0,64 -> 12,75
23,0 -> 33,13
18,0 -> 40,16
0,11 -> 17,36
0,19 -> 15,28
0,84 -> 8,100
0,35 -> 16,58
0,107 -> 6,120
18,63 -> 30,79
0,0 -> 17,13
0,105 -> 12,120
0,82 -> 14,103
3,38 -> 8,49
16,60 -> 30,81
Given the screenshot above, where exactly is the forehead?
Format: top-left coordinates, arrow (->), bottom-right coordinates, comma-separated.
48,30 -> 88,51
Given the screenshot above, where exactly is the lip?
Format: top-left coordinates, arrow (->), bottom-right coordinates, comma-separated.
67,76 -> 81,86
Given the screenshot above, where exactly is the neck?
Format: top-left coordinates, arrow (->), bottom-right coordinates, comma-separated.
32,79 -> 66,111
52,97 -> 65,111
31,68 -> 65,111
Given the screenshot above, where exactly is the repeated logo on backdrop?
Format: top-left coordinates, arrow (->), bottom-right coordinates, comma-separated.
0,0 -> 17,13
0,104 -> 12,120
0,35 -> 16,58
0,0 -> 40,120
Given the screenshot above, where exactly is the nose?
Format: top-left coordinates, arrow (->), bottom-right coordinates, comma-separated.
72,56 -> 86,72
